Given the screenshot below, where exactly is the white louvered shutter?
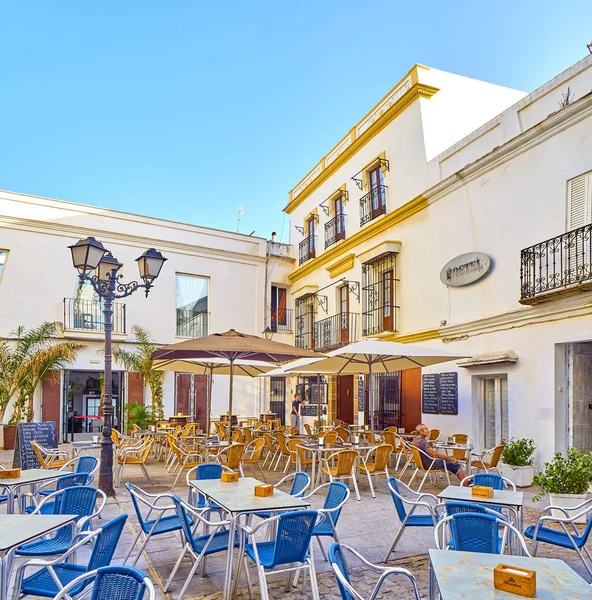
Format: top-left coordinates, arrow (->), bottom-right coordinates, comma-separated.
567,173 -> 591,230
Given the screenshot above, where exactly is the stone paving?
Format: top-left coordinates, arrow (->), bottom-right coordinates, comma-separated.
2,445 -> 591,599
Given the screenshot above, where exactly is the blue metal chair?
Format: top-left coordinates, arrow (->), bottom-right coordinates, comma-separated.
524,498 -> 592,577
13,514 -> 128,599
252,472 -> 311,520
53,565 -> 155,600
35,456 -> 100,500
301,482 -> 349,562
461,472 -> 516,490
124,482 -> 189,566
16,486 -> 106,558
434,512 -> 530,555
384,477 -> 441,562
24,473 -> 93,514
329,542 -> 420,600
164,495 -> 239,600
238,509 -> 320,600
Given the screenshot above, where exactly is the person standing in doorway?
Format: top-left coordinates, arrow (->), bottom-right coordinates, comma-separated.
291,392 -> 304,431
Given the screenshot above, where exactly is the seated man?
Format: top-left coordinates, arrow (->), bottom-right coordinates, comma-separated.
411,424 -> 466,481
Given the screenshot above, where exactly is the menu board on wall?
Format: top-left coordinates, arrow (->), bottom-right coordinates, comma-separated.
301,404 -> 327,417
357,377 -> 365,412
421,373 -> 458,416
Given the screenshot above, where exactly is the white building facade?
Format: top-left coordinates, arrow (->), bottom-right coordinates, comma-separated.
0,191 -> 269,443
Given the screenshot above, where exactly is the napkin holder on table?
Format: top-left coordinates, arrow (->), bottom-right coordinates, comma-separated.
221,471 -> 239,483
493,564 -> 536,597
254,484 -> 274,497
471,485 -> 494,498
0,467 -> 20,479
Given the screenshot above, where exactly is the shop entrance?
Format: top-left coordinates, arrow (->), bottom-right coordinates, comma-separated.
337,375 -> 354,424
62,370 -> 123,442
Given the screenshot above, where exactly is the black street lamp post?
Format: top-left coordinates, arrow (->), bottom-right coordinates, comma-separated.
68,237 -> 166,495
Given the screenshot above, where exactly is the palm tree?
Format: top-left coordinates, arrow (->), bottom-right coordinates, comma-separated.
0,322 -> 85,423
113,326 -> 165,420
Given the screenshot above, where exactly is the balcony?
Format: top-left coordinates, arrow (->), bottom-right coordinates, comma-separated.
63,298 -> 126,334
269,308 -> 293,332
360,185 -> 387,226
176,309 -> 209,338
324,214 -> 346,249
520,224 -> 592,303
299,235 -> 316,265
314,312 -> 358,351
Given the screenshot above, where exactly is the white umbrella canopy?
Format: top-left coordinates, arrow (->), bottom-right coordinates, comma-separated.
282,339 -> 469,435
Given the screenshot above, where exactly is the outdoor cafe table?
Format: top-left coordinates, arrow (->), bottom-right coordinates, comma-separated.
1,469 -> 70,514
71,440 -> 101,458
0,514 -> 77,600
299,441 -> 380,487
428,549 -> 591,599
188,476 -> 309,600
437,485 -> 525,541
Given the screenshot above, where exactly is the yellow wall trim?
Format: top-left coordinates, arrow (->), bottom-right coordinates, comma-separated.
326,253 -> 356,278
375,329 -> 441,343
285,80 -> 439,214
288,194 -> 428,283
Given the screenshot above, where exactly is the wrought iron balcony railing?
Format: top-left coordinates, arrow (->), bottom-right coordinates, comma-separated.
269,308 -> 293,332
360,185 -> 387,226
314,312 -> 358,351
63,298 -> 126,334
520,223 -> 592,301
295,314 -> 314,350
176,309 -> 209,338
299,235 -> 317,265
324,214 -> 347,249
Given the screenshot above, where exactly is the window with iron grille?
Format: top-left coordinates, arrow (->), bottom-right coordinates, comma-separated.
362,252 -> 399,336
295,294 -> 316,349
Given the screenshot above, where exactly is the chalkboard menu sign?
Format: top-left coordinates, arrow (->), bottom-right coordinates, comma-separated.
421,373 -> 458,416
357,377 -> 365,412
13,422 -> 59,469
301,404 -> 327,417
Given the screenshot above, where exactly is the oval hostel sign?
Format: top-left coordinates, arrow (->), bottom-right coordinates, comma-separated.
440,252 -> 491,287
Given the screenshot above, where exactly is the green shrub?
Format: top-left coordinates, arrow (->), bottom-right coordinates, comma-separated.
532,447 -> 592,500
125,402 -> 153,434
501,438 -> 535,467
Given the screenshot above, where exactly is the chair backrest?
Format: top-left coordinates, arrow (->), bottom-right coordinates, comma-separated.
30,440 -> 49,468
290,472 -> 311,497
323,431 -> 338,444
171,495 -> 196,551
372,444 -> 393,470
244,428 -> 253,443
111,430 -> 121,445
304,423 -> 313,436
139,440 -> 153,462
473,473 -> 504,490
232,430 -> 243,443
87,514 -> 129,572
445,501 -> 492,516
246,438 -> 265,461
335,427 -> 349,441
449,513 -> 501,554
387,477 -> 408,522
489,444 -> 504,467
268,510 -> 318,568
328,543 -> 355,600
75,455 -> 100,477
57,485 -> 100,520
287,438 -> 302,462
408,444 -> 429,472
428,429 -> 440,442
264,433 -> 277,452
333,450 -> 357,476
89,565 -> 150,600
323,481 -> 349,526
452,433 -> 468,459
275,432 -> 290,454
225,443 -> 246,468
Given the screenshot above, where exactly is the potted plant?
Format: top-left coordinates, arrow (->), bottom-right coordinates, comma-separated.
125,403 -> 153,435
499,438 -> 536,487
532,447 -> 592,524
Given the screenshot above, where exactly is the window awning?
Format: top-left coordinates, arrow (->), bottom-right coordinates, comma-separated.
457,350 -> 518,368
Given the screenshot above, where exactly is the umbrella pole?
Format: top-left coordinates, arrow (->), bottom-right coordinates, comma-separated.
205,366 -> 213,461
228,357 -> 235,441
369,362 -> 375,440
317,374 -> 321,429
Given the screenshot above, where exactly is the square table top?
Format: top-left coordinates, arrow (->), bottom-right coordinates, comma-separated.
429,549 -> 591,599
189,476 -> 310,514
72,441 -> 101,449
0,468 -> 66,489
437,485 -> 525,508
0,514 -> 77,552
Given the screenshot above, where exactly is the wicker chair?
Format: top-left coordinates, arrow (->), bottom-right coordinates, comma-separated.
30,441 -> 69,470
471,444 -> 504,474
451,434 -> 468,459
273,432 -> 293,472
116,439 -> 154,487
217,443 -> 246,476
406,443 -> 451,493
321,449 -> 360,501
241,438 -> 266,480
262,433 -> 279,469
335,427 -> 350,442
356,444 -> 393,498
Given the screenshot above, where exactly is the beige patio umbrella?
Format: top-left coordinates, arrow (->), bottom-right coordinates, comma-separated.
152,330 -> 322,437
153,357 -> 277,437
281,339 -> 468,437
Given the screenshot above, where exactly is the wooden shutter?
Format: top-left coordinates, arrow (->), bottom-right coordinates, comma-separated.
568,173 -> 591,230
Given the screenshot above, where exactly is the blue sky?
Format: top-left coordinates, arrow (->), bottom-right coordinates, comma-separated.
1,2 -> 591,242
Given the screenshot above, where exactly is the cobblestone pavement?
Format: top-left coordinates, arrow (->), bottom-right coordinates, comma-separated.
2,446 -> 591,599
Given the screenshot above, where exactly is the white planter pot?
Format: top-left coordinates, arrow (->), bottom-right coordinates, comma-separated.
499,464 -> 534,488
548,493 -> 588,524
